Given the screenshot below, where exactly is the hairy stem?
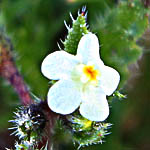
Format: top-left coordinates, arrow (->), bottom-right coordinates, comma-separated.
0,35 -> 32,106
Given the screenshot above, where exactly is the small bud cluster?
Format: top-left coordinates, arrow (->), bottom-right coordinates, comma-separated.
9,104 -> 46,149
6,141 -> 48,150
67,114 -> 112,149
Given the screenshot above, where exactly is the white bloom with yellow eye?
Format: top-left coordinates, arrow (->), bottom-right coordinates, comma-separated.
41,33 -> 120,121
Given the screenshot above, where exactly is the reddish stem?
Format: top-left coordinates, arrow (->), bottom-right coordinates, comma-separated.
0,44 -> 32,106
39,100 -> 59,150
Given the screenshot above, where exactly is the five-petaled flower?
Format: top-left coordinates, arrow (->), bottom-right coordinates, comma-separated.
41,33 -> 120,121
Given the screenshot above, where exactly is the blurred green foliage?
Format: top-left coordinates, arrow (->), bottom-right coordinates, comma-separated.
0,0 -> 150,149
93,0 -> 149,86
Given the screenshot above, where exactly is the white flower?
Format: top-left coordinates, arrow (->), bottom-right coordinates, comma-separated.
41,33 -> 120,121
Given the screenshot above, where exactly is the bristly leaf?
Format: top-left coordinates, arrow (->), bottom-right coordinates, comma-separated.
63,7 -> 89,55
67,114 -> 112,149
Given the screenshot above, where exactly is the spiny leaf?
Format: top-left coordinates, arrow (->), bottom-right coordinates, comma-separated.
64,8 -> 89,55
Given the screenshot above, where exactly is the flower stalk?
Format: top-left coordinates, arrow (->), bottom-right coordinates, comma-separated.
0,31 -> 32,106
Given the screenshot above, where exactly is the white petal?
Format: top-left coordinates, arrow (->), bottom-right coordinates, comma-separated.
80,89 -> 109,121
100,66 -> 120,96
77,33 -> 100,64
41,51 -> 78,80
48,80 -> 82,115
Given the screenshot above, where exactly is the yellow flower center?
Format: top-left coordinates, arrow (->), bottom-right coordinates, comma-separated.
71,63 -> 100,87
83,65 -> 99,82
